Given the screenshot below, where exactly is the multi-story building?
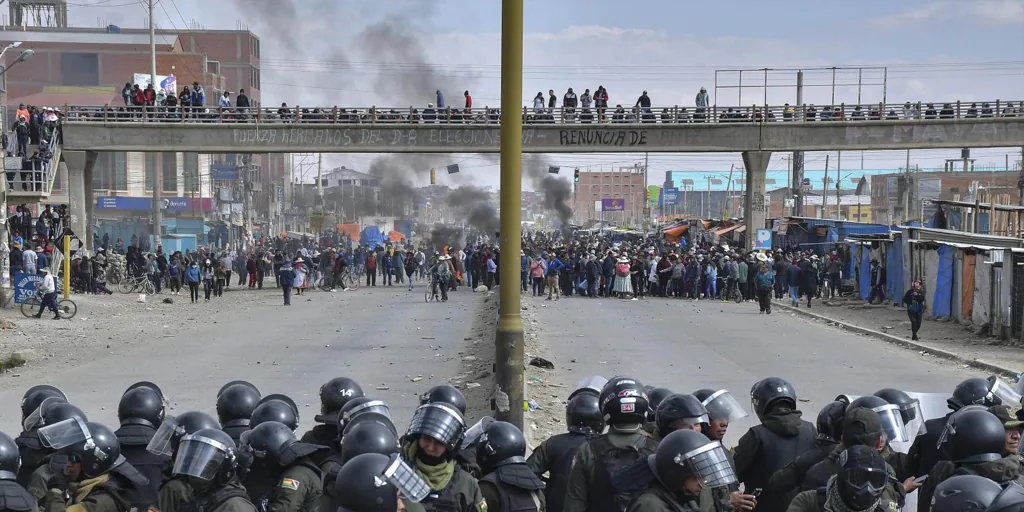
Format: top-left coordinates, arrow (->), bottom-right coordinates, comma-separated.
572,168 -> 646,226
870,169 -> 1019,225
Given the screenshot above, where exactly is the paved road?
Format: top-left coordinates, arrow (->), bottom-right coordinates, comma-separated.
0,284 -> 481,435
530,296 -> 978,445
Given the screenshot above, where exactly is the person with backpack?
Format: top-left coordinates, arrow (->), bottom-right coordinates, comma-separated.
563,377 -> 659,512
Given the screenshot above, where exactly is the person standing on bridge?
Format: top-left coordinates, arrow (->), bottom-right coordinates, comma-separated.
464,91 -> 472,109
695,87 -> 709,122
436,90 -> 445,109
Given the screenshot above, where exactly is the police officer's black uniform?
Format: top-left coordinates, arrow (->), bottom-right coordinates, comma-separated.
114,383 -> 169,510
906,377 -> 998,479
15,387 -> 74,489
216,381 -> 262,446
0,432 -> 36,512
766,400 -> 844,494
476,422 -> 545,512
169,428 -> 256,512
300,377 -> 364,461
239,421 -> 325,512
527,392 -> 602,512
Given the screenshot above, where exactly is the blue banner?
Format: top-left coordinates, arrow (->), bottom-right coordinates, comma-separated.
211,164 -> 240,181
754,229 -> 772,250
96,196 -> 151,210
661,188 -> 679,206
14,272 -> 43,304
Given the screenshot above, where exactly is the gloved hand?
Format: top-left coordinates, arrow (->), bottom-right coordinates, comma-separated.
47,473 -> 68,494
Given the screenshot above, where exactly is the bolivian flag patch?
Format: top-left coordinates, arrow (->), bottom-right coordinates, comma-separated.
280,478 -> 300,491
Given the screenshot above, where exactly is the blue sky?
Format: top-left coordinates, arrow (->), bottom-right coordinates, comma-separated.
71,0 -> 1024,190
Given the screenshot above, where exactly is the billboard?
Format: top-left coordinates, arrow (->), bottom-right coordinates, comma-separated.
661,188 -> 679,206
601,198 -> 625,212
133,73 -> 178,102
646,186 -> 661,207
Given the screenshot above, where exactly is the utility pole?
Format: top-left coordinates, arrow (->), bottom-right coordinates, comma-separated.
836,151 -> 842,219
148,0 -> 162,249
793,70 -> 805,216
242,155 -> 250,243
903,150 -> 911,224
822,155 -> 830,219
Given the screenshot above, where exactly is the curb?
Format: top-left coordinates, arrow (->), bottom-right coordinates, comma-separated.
773,302 -> 1019,377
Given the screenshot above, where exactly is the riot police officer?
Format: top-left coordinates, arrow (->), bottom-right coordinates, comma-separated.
845,395 -> 913,484
319,405 -> 400,492
906,376 -> 1001,480
16,392 -> 75,488
340,419 -> 400,463
115,383 -> 168,510
931,474 -> 1024,512
917,407 -> 1021,512
527,391 -> 603,512
19,386 -> 67,426
402,403 -> 485,512
148,411 -> 221,512
301,377 -> 364,447
216,381 -> 262,445
0,432 -> 36,512
563,376 -> 659,512
239,421 -> 325,512
420,385 -> 468,414
250,395 -> 300,431
568,377 -> 606,401
766,400 -> 844,494
476,422 -> 545,512
641,388 -> 674,436
787,445 -> 898,512
37,419 -> 148,512
324,453 -> 430,512
692,389 -> 748,443
623,429 -> 738,512
733,377 -> 816,512
22,401 -> 88,501
170,428 -> 255,512
653,394 -> 708,439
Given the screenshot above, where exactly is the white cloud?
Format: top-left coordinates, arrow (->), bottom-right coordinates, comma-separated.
870,0 -> 1024,28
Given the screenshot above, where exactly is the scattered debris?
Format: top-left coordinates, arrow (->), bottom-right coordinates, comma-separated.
528,356 -> 555,370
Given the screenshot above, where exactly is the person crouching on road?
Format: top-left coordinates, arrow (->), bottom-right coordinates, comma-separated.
279,260 -> 296,306
33,268 -> 60,319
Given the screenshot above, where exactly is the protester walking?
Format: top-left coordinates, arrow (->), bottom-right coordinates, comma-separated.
279,260 -> 296,305
903,280 -> 926,340
185,260 -> 201,303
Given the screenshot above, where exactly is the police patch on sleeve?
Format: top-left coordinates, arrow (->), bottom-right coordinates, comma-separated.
479,500 -> 488,512
280,478 -> 300,491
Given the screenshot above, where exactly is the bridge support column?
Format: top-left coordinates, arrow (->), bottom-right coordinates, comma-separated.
742,151 -> 772,250
64,151 -> 98,253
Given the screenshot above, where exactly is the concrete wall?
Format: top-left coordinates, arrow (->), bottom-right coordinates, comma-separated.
974,258 -> 991,327
61,117 -> 1024,154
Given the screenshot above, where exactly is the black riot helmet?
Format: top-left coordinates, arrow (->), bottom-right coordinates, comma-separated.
25,400 -> 87,433
0,432 -> 20,480
173,428 -> 239,485
21,385 -> 67,421
475,421 -> 527,474
406,403 -> 466,457
931,474 -> 1006,512
566,393 -> 604,435
599,376 -> 650,425
124,381 -> 164,400
340,420 -> 400,464
750,377 -> 797,419
693,389 -> 749,424
343,412 -> 400,440
333,453 -> 431,510
873,388 -> 923,425
835,445 -> 888,510
251,397 -> 299,431
218,380 -> 260,398
938,408 -> 1005,463
420,385 -> 467,415
655,394 -> 709,436
117,386 -> 166,428
569,376 -> 607,400
39,419 -> 121,478
240,421 -> 322,467
816,401 -> 846,443
217,383 -> 262,429
146,411 -> 219,457
339,398 -> 393,434
990,481 -> 1024,511
949,377 -> 999,411
645,388 -> 675,422
317,377 -> 365,423
648,429 -> 736,489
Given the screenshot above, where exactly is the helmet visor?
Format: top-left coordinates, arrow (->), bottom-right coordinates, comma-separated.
991,377 -> 1022,407
38,417 -> 90,450
460,416 -> 495,451
146,417 -> 182,457
842,466 -> 887,492
342,400 -> 392,430
407,403 -> 464,450
172,435 -> 228,481
701,390 -> 748,423
872,404 -> 910,443
383,454 -> 430,503
573,376 -> 607,396
23,396 -> 64,432
681,441 -> 737,488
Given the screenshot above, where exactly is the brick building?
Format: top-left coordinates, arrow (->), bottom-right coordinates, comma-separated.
870,170 -> 1019,225
573,168 -> 646,226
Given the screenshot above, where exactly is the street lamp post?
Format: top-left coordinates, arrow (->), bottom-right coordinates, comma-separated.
0,43 -> 32,305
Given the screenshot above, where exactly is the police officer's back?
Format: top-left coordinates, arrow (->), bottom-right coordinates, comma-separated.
563,377 -> 659,512
527,392 -> 602,512
239,421 -> 324,512
300,377 -> 364,457
0,432 -> 37,512
476,422 -> 545,512
905,377 -> 998,479
733,377 -> 816,512
786,446 -> 898,512
401,403 -> 485,512
168,428 -> 255,512
216,381 -> 262,446
767,401 -> 844,495
114,384 -> 169,510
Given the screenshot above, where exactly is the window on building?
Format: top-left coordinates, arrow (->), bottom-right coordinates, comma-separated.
250,67 -> 260,90
61,53 -> 99,86
92,152 -> 128,191
162,152 -> 178,193
251,36 -> 260,58
183,152 -> 200,192
145,153 -> 157,191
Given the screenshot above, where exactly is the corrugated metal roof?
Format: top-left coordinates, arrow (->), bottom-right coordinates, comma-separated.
0,31 -> 178,46
904,226 -> 1024,249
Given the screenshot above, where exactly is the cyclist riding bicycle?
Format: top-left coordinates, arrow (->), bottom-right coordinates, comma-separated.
432,255 -> 450,302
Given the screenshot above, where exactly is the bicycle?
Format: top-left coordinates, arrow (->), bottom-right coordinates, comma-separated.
119,273 -> 156,294
20,289 -> 77,319
425,274 -> 439,302
316,268 -> 361,292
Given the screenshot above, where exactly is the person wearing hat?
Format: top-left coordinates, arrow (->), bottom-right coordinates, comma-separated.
987,405 -> 1024,457
787,445 -> 897,512
32,268 -> 60,319
754,259 -> 775,314
293,257 -> 307,295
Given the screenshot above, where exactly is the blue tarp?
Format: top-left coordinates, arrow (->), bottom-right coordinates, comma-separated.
859,247 -> 871,300
361,226 -> 384,248
932,245 -> 955,318
886,239 -> 904,304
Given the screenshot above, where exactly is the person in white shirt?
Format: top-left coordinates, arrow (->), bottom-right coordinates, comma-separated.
22,246 -> 37,274
34,268 -> 60,319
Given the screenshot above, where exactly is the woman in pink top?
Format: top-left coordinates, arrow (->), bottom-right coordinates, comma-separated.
529,256 -> 546,296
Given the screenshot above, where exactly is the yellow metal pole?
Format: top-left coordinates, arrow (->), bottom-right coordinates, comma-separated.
495,0 -> 525,430
62,235 -> 70,299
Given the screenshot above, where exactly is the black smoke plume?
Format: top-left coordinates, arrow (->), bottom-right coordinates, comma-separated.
429,224 -> 464,251
523,154 -> 574,230
447,186 -> 499,237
